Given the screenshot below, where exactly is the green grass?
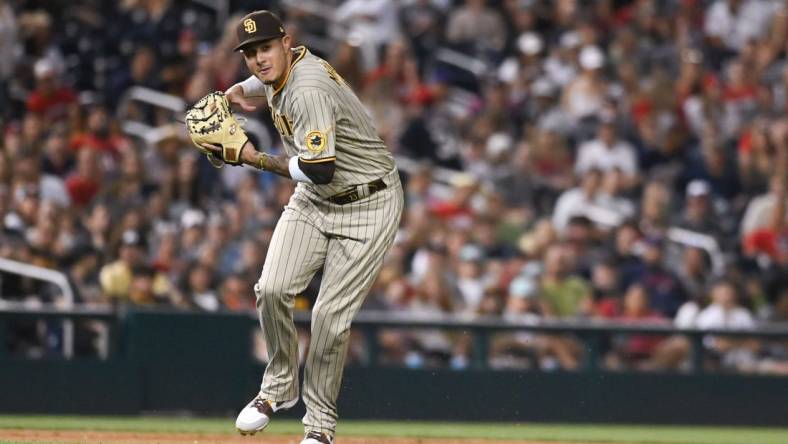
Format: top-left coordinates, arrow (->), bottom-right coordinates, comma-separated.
0,416 -> 786,444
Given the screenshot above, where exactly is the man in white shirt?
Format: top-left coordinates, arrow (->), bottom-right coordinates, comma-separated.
704,0 -> 780,51
335,0 -> 401,70
574,119 -> 638,187
740,175 -> 787,239
552,168 -> 609,233
696,280 -> 755,330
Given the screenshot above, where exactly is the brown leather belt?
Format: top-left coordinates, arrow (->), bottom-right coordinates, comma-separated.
327,178 -> 387,205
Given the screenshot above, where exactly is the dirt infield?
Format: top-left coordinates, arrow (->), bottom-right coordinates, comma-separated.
0,429 -> 580,444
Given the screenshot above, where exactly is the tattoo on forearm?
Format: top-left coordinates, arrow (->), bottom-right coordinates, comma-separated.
255,152 -> 292,178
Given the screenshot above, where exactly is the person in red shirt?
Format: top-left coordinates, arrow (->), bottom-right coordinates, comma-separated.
592,260 -> 623,318
364,40 -> 435,106
65,147 -> 102,207
68,105 -> 126,155
25,59 -> 77,122
605,283 -> 668,370
428,173 -> 478,226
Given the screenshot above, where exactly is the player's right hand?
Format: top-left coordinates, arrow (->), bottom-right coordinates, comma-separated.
225,84 -> 258,112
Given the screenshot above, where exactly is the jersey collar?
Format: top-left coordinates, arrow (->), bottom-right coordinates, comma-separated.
273,46 -> 307,96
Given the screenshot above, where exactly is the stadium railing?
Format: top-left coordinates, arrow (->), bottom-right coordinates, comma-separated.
0,257 -> 77,358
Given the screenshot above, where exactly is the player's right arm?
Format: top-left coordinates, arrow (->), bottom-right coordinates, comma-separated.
200,140 -> 292,178
199,139 -> 334,184
237,139 -> 334,184
242,142 -> 292,178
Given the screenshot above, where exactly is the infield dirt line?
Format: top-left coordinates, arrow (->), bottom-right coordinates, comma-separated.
0,429 -> 633,444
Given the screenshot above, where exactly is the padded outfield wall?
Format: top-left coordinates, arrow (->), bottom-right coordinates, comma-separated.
1,310 -> 786,426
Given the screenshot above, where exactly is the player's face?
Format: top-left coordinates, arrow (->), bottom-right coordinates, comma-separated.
242,36 -> 292,85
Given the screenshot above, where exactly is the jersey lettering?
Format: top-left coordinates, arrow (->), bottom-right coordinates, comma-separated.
320,60 -> 346,87
272,111 -> 293,138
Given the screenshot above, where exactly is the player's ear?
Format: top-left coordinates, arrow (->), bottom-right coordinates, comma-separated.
282,34 -> 292,51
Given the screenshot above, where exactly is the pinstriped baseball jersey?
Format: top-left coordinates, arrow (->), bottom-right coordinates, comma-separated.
262,46 -> 395,198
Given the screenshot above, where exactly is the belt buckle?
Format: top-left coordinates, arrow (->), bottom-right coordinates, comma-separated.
357,183 -> 370,199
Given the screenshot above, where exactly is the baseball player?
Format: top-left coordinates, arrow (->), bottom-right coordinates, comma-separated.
193,11 -> 403,444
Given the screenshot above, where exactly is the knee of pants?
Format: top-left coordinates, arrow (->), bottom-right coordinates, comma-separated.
311,310 -> 351,347
254,279 -> 286,310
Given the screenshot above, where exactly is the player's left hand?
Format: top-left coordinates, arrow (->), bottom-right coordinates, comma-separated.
184,91 -> 249,168
199,143 -> 227,168
200,142 -> 221,155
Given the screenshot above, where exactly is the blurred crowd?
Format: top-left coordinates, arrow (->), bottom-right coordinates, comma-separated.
0,0 -> 787,373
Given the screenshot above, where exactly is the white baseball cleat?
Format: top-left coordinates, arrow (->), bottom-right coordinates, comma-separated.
235,394 -> 298,435
300,431 -> 333,444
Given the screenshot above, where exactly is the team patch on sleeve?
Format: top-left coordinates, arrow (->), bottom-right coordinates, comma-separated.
306,130 -> 326,153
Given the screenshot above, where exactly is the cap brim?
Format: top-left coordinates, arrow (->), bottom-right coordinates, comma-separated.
233,35 -> 281,52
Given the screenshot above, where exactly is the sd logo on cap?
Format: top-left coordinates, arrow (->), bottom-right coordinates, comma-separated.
234,10 -> 286,52
243,18 -> 256,34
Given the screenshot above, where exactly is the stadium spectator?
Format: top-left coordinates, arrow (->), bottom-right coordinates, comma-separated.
127,265 -> 155,305
597,168 -> 636,225
674,179 -> 722,239
490,275 -> 544,369
633,236 -> 687,318
445,0 -> 506,54
68,105 -> 126,156
591,260 -> 623,317
81,201 -> 112,255
562,45 -> 607,125
574,117 -> 639,187
98,229 -> 173,305
14,149 -> 70,208
455,243 -> 493,312
604,283 -> 668,370
676,246 -> 713,303
738,118 -> 777,194
638,180 -> 672,237
552,168 -> 602,233
219,274 -> 255,312
184,262 -> 219,311
543,31 -> 580,88
539,244 -> 592,318
41,128 -> 74,177
65,147 -> 102,208
696,280 -> 755,330
335,0 -> 401,70
25,59 -> 76,123
527,128 -> 574,195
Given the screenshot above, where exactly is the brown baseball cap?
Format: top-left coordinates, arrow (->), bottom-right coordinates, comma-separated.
233,10 -> 286,52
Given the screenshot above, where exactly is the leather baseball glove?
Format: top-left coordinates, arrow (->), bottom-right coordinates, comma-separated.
185,91 -> 248,168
